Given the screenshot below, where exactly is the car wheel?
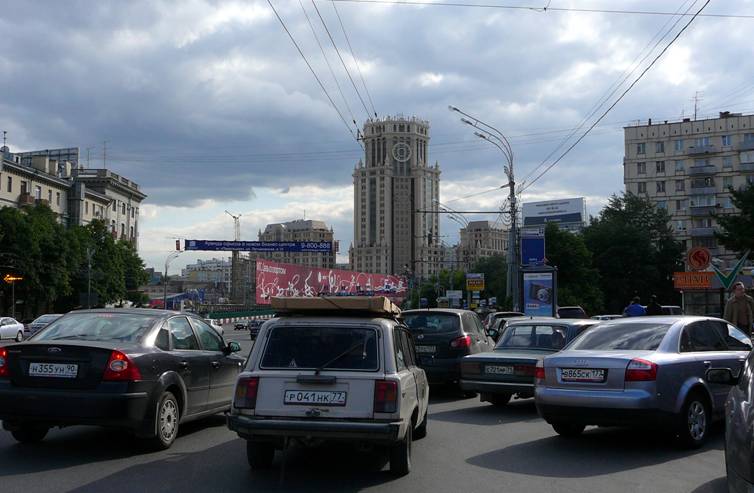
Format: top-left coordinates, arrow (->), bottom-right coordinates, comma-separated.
11,426 -> 48,443
490,393 -> 511,407
390,422 -> 412,476
15,331 -> 23,342
414,410 -> 428,440
147,391 -> 180,450
246,441 -> 275,469
677,393 -> 710,448
552,422 -> 585,437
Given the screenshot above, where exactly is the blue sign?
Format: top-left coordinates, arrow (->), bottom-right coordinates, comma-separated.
521,236 -> 545,266
522,272 -> 554,317
185,240 -> 332,253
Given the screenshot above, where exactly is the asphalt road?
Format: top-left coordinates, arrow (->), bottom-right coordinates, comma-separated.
0,324 -> 729,493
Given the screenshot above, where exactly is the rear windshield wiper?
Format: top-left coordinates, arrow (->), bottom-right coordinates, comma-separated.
315,342 -> 365,374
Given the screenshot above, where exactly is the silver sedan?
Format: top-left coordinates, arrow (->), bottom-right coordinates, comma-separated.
534,316 -> 751,447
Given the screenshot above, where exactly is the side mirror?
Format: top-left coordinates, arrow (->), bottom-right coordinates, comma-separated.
706,368 -> 739,385
227,341 -> 242,354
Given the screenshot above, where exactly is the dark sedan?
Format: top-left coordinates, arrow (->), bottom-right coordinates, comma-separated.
25,314 -> 63,338
247,319 -> 264,339
0,309 -> 244,449
460,319 -> 596,406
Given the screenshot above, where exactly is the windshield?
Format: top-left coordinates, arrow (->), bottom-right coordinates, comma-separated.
567,322 -> 671,351
261,326 -> 379,371
496,324 -> 567,350
403,313 -> 460,334
33,315 -> 60,324
34,313 -> 159,343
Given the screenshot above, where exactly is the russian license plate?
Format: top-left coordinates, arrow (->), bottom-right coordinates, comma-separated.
28,362 -> 78,379
415,345 -> 436,354
561,368 -> 606,382
284,390 -> 347,406
485,365 -> 514,375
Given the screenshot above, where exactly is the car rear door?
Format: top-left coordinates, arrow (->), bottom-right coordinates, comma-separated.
190,317 -> 242,410
402,328 -> 428,419
167,316 -> 210,415
680,320 -> 736,411
467,313 -> 494,353
0,318 -> 12,339
393,328 -> 418,421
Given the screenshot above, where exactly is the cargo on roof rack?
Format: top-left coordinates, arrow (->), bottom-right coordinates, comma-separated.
270,296 -> 401,316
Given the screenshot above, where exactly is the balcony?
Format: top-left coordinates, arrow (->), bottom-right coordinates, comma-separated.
688,145 -> 718,155
737,141 -> 754,151
690,205 -> 716,217
689,185 -> 716,194
691,227 -> 717,237
688,165 -> 717,176
17,193 -> 35,206
35,199 -> 50,206
741,162 -> 754,172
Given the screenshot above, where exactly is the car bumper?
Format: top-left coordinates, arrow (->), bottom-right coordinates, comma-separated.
419,359 -> 462,385
227,414 -> 402,443
0,382 -> 151,431
460,379 -> 533,396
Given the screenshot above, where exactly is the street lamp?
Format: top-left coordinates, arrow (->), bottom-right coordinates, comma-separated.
3,274 -> 23,319
163,251 -> 184,310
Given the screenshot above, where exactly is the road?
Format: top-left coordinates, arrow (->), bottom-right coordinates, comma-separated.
0,324 -> 728,493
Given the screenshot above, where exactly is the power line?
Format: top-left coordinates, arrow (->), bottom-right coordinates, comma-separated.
299,0 -> 359,128
331,0 -> 379,118
311,0 -> 372,120
328,0 -> 753,19
520,0 -> 711,194
266,0 -> 361,145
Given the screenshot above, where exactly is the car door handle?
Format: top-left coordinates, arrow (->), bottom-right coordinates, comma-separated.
703,361 -> 712,367
211,361 -> 221,369
179,361 -> 189,370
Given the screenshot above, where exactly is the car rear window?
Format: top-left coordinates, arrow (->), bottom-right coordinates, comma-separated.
403,313 -> 461,334
261,326 -> 379,371
496,324 -> 567,350
558,308 -> 586,318
567,322 -> 671,351
34,313 -> 159,342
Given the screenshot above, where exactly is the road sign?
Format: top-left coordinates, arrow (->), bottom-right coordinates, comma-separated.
712,250 -> 750,290
673,271 -> 714,290
446,290 -> 462,300
466,273 -> 485,291
687,247 -> 711,271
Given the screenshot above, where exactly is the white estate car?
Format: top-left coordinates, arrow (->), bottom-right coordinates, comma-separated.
0,317 -> 24,342
226,297 -> 429,476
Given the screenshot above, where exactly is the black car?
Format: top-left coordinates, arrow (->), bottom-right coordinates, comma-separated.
247,319 -> 264,339
556,306 -> 588,319
460,318 -> 596,406
234,321 -> 247,331
0,309 -> 244,449
402,309 -> 495,390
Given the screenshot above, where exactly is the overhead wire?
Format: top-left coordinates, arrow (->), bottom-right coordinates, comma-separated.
520,0 -> 712,194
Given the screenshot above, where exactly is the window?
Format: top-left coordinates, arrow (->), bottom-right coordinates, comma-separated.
20,180 -> 27,194
694,158 -> 710,167
675,220 -> 686,231
399,330 -> 417,367
656,181 -> 666,193
656,161 -> 665,173
112,201 -> 117,212
675,160 -> 685,172
35,312 -> 159,343
191,319 -> 224,352
637,162 -> 646,174
47,190 -> 52,202
722,135 -> 732,146
638,182 -> 647,193
691,194 -> 715,207
394,329 -> 407,371
748,175 -> 754,186
497,324 -> 567,350
34,185 -> 42,200
569,322 -> 671,351
723,156 -> 733,169
130,226 -> 134,238
131,207 -> 135,218
745,133 -> 754,143
56,192 -> 60,205
680,321 -> 727,352
723,176 -> 733,189
155,328 -> 170,351
403,313 -> 460,334
122,203 -> 126,215
675,180 -> 685,192
655,142 -> 665,153
656,200 -> 667,210
723,196 -> 734,209
111,220 -> 116,232
6,176 -> 10,193
674,139 -> 684,152
694,136 -> 710,147
121,224 -> 125,237
85,201 -> 89,215
692,176 -> 714,188
168,317 -> 199,350
693,237 -> 717,248
637,143 -> 646,155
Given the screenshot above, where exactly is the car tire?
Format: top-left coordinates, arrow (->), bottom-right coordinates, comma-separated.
11,425 -> 48,443
246,441 -> 275,469
147,391 -> 180,450
414,410 -> 428,440
15,331 -> 23,342
552,422 -> 585,437
490,393 -> 511,407
390,423 -> 412,476
677,392 -> 710,449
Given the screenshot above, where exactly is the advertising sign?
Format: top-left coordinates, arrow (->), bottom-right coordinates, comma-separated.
185,240 -> 332,253
446,290 -> 463,300
522,272 -> 555,317
466,273 -> 485,291
673,272 -> 714,290
255,259 -> 406,305
687,247 -> 711,271
522,198 -> 586,229
521,236 -> 546,266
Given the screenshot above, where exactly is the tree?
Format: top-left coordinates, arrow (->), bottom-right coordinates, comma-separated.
543,223 -> 603,315
715,184 -> 754,254
471,255 -> 509,309
583,193 -> 683,314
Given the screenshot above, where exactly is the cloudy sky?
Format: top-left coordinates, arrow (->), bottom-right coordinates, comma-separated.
2,0 -> 753,271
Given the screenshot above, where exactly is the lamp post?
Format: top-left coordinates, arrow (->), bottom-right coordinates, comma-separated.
163,251 -> 183,310
3,274 -> 23,319
449,105 -> 519,310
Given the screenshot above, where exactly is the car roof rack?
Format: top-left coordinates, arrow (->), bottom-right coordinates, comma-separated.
271,296 -> 401,316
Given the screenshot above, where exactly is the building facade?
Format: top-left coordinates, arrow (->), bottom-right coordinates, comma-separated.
624,112 -> 754,262
351,115 -> 442,279
457,220 -> 508,271
257,219 -> 335,268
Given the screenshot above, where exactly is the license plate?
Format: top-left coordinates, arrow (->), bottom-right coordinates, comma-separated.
28,362 -> 78,379
561,368 -> 606,382
485,365 -> 514,375
415,345 -> 436,354
284,390 -> 347,406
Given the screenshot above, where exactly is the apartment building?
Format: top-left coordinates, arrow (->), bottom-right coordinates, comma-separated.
257,219 -> 335,269
457,220 -> 508,271
624,112 -> 754,261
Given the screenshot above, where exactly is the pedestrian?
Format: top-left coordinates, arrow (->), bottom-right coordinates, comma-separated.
623,296 -> 646,317
645,295 -> 663,316
724,281 -> 754,336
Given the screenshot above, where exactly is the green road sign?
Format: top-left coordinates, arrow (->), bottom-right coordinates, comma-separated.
711,250 -> 750,290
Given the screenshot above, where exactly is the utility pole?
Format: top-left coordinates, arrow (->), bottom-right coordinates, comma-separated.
86,246 -> 94,308
103,140 -> 108,167
692,91 -> 703,121
225,211 -> 242,304
164,250 -> 183,310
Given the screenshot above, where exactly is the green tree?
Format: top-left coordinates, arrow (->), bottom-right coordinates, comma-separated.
715,184 -> 754,254
583,193 -> 683,314
471,255 -> 509,309
544,222 -> 603,315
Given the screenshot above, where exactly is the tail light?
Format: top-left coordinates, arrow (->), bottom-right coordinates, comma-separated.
625,358 -> 658,381
461,361 -> 481,376
515,364 -> 536,376
234,376 -> 259,409
103,350 -> 142,381
374,380 -> 398,413
0,347 -> 7,378
450,335 -> 472,349
534,361 -> 545,382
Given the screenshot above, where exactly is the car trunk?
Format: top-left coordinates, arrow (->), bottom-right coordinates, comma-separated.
6,342 -> 125,390
254,370 -> 381,419
411,329 -> 467,364
463,349 -> 550,383
544,351 -> 655,391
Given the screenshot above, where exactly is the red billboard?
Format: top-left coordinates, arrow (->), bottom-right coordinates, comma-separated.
255,259 -> 407,305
